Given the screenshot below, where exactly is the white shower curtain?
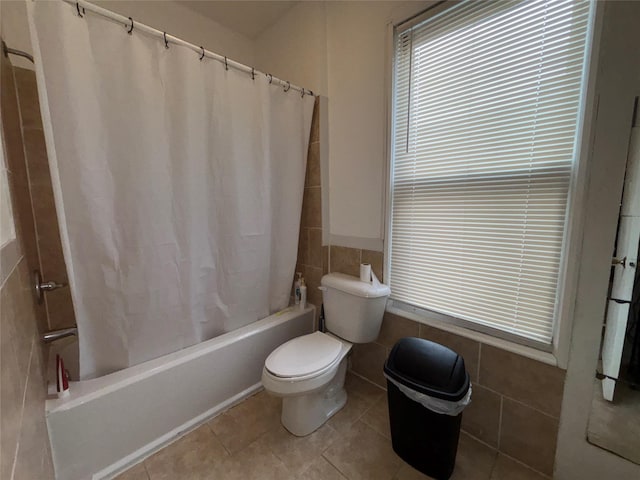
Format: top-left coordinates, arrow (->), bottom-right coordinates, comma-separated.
29,1 -> 314,379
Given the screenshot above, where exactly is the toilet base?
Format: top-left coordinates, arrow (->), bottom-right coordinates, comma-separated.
281,359 -> 348,436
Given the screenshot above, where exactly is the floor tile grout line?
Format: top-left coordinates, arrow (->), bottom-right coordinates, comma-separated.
493,452 -> 553,479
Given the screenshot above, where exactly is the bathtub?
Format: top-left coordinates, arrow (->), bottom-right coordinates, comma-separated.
45,306 -> 315,480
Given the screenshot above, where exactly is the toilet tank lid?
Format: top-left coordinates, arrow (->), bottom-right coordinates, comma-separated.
321,273 -> 390,298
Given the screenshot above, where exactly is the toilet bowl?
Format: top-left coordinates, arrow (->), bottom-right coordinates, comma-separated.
262,273 -> 390,436
262,331 -> 352,436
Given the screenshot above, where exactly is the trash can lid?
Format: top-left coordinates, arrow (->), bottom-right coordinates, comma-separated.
383,337 -> 470,402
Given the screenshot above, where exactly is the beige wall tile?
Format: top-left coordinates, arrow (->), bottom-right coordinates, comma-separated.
329,246 -> 361,277
310,97 -> 320,143
351,342 -> 387,388
298,228 -> 309,265
499,398 -> 559,476
361,249 -> 383,282
306,141 -> 321,188
21,129 -> 51,187
305,265 -> 323,308
308,228 -> 323,268
419,324 -> 480,383
0,258 -> 54,479
301,186 -> 322,228
461,385 -> 501,448
479,345 -> 565,417
322,246 -> 329,275
14,67 -> 43,131
376,312 -> 419,348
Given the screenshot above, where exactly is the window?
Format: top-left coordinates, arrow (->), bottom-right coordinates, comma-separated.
388,0 -> 594,346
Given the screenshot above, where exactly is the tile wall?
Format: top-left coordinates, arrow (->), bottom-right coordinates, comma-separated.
328,245 -> 565,477
13,67 -> 75,331
295,97 -> 327,320
1,51 -> 55,479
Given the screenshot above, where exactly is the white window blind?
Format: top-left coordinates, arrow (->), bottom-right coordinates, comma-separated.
389,0 -> 593,344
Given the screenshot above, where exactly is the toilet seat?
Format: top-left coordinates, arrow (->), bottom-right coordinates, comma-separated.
265,331 -> 342,379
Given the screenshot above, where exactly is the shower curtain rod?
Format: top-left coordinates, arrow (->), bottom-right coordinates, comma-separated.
60,0 -> 314,96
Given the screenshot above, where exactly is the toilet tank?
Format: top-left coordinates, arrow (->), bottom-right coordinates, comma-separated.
320,273 -> 391,343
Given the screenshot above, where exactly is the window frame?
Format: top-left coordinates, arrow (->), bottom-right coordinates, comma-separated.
383,0 -> 600,367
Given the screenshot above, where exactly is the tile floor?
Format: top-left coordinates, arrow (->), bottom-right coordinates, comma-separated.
115,373 -> 549,480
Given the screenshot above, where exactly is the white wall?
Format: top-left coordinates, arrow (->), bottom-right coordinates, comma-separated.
254,1 -> 328,96
1,0 -> 255,70
255,1 -> 431,251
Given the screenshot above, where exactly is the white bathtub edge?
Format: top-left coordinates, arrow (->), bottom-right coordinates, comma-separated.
95,382 -> 263,480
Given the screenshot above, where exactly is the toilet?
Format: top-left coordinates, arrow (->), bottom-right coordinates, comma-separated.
262,272 -> 390,436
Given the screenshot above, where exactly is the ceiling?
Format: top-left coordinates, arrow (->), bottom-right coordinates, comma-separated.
180,1 -> 299,39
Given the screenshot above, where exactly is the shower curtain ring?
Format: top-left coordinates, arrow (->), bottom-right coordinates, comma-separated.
224,56 -> 228,70
251,67 -> 255,80
284,81 -> 291,93
267,73 -> 273,84
199,46 -> 205,61
127,17 -> 134,35
76,2 -> 84,18
164,32 -> 169,49
301,89 -> 305,98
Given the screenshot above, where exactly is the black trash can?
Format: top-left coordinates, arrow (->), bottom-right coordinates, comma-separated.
384,337 -> 471,480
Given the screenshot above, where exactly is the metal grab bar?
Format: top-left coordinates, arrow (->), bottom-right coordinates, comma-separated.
41,327 -> 77,343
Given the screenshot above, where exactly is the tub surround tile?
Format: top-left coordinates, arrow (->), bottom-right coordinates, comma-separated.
329,246 -> 361,277
461,385 -> 501,448
490,455 -> 550,480
302,186 -> 322,229
479,345 -> 565,417
306,141 -> 321,188
298,228 -> 310,265
308,228 -> 323,267
419,324 -> 480,383
305,265 -> 324,309
323,246 -> 329,275
14,67 -> 43,131
0,259 -> 54,480
377,312 -> 420,349
323,421 -> 403,480
144,425 -> 228,480
310,97 -> 320,143
499,398 -> 559,477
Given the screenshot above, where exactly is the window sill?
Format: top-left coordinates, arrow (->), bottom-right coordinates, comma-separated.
386,303 -> 560,369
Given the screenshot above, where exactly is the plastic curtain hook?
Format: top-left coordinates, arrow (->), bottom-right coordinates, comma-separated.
127,17 -> 134,35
